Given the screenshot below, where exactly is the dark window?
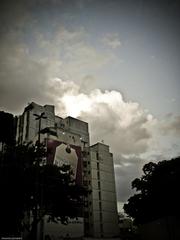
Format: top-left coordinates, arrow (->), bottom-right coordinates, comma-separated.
84,222 -> 89,230
84,212 -> 89,218
83,180 -> 88,186
97,162 -> 99,169
83,162 -> 87,167
84,201 -> 88,207
98,191 -> 101,200
25,111 -> 30,140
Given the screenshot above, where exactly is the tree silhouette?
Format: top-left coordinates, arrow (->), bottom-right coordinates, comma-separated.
124,157 -> 180,224
0,111 -> 16,146
0,143 -> 86,238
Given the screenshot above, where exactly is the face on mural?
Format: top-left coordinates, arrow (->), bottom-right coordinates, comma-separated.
54,143 -> 78,178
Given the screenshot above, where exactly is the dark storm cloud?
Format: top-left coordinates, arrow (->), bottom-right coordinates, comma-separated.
0,25 -> 56,112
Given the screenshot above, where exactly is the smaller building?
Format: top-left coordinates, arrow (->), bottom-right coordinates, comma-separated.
118,213 -> 133,233
43,216 -> 84,239
88,143 -> 119,237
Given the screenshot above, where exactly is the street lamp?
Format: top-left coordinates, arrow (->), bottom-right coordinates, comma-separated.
34,112 -> 47,147
33,112 -> 47,240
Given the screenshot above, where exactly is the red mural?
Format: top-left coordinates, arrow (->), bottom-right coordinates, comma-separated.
46,139 -> 82,185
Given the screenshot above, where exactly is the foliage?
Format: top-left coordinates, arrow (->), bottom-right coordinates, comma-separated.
0,143 -> 86,237
0,111 -> 16,145
124,157 -> 180,224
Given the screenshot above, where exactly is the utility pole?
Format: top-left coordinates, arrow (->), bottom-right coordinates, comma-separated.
33,112 -> 47,240
34,112 -> 47,149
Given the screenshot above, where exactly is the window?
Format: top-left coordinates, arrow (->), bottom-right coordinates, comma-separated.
97,162 -> 99,169
83,180 -> 88,186
84,201 -> 88,207
84,222 -> 89,230
83,162 -> 87,167
25,111 -> 30,139
84,212 -> 89,218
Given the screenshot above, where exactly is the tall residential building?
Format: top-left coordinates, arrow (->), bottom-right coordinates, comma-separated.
89,143 -> 119,237
16,102 -> 119,238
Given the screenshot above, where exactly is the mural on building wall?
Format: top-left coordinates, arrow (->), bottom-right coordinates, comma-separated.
46,139 -> 82,185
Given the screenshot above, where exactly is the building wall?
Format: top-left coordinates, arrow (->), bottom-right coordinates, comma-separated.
90,143 -> 119,237
16,102 -> 55,144
43,216 -> 84,239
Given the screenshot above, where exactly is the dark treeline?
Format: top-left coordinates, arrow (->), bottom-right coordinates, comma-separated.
124,156 -> 180,224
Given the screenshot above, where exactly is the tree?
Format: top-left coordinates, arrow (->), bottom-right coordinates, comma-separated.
0,143 -> 86,238
123,157 -> 180,224
0,111 -> 16,146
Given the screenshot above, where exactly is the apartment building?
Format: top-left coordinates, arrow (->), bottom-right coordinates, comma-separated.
16,102 -> 119,238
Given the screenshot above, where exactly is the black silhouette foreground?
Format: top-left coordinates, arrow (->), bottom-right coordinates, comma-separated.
124,156 -> 180,225
0,143 -> 86,239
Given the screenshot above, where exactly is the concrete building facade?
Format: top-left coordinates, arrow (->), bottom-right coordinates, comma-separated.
89,143 -> 119,237
16,102 -> 119,238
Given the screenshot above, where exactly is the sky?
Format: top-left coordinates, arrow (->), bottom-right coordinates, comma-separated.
0,0 -> 180,212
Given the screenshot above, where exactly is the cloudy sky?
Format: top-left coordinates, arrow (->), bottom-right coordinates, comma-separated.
0,0 -> 180,211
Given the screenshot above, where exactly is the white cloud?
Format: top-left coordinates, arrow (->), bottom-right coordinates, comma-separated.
102,33 -> 122,49
47,78 -> 154,156
47,78 -> 180,166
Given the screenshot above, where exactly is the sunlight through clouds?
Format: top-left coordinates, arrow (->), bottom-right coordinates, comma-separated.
47,78 -> 154,156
